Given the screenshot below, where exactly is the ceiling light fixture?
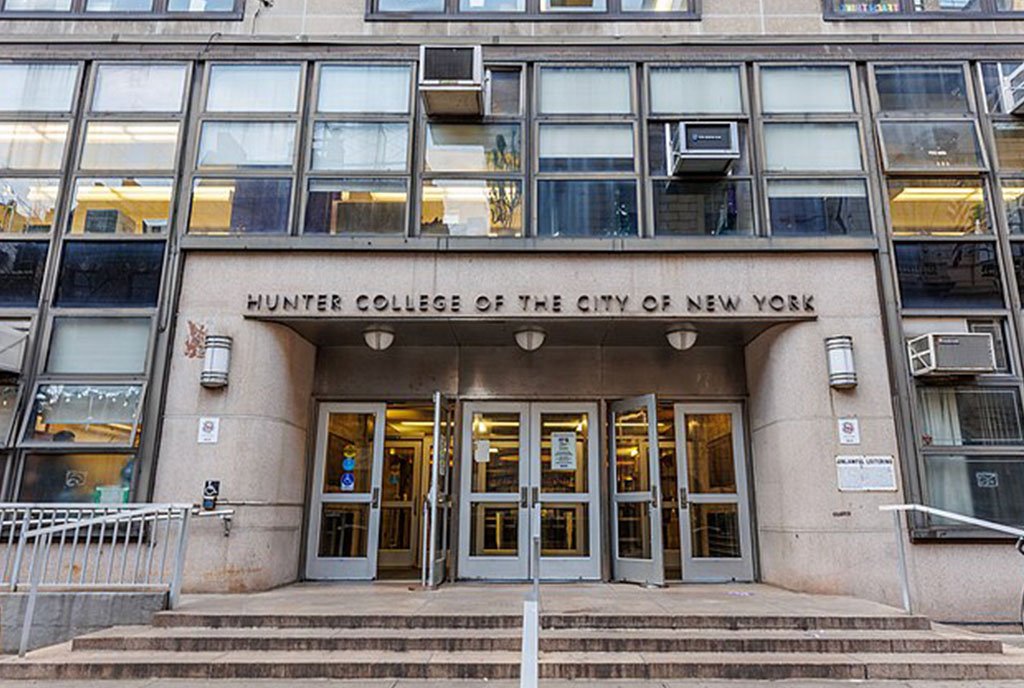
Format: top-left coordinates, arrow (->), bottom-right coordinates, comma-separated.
363,325 -> 395,351
514,326 -> 546,352
665,324 -> 698,351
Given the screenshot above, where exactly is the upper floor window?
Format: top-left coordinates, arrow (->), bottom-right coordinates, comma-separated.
0,0 -> 240,17
369,0 -> 695,18
826,0 -> 1023,17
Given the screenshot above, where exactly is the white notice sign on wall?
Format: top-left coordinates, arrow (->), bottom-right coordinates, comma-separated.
474,439 -> 491,464
197,417 -> 220,444
836,455 -> 897,492
550,432 -> 577,471
838,417 -> 861,445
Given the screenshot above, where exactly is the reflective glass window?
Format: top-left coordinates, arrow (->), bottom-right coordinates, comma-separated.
206,64 -> 301,113
767,179 -> 871,236
763,123 -> 862,172
79,122 -> 180,171
1002,179 -> 1024,234
459,0 -> 524,10
92,64 -> 188,113
488,69 -> 521,115
924,456 -> 1024,526
0,123 -> 68,170
311,123 -> 408,172
304,179 -> 407,235
168,0 -> 234,9
993,122 -> 1024,170
875,65 -> 970,112
895,241 -> 1003,309
0,64 -> 78,112
652,180 -> 754,236
2,0 -> 73,10
188,178 -> 292,235
0,241 -> 47,307
420,180 -> 522,237
541,0 -> 606,10
377,0 -> 445,11
649,66 -> 742,115
880,121 -> 984,171
25,383 -> 143,445
827,1 -> 901,15
537,180 -> 638,237
19,454 -> 135,503
910,0 -> 980,11
760,66 -> 853,114
918,387 -> 1024,447
47,317 -> 150,374
68,178 -> 172,235
887,178 -> 988,236
981,62 -> 1024,114
85,0 -> 153,11
55,241 -> 164,308
622,0 -> 687,10
425,124 -> 521,172
0,178 -> 59,233
318,65 -> 411,114
538,67 -> 631,114
197,122 -> 296,169
538,124 -> 633,172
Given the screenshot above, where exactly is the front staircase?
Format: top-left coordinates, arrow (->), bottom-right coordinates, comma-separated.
3,605 -> 1024,680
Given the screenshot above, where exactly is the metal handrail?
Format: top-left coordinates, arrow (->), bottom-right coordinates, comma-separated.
520,533 -> 541,688
880,504 -> 1024,617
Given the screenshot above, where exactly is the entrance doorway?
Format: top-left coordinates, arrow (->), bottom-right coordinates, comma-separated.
458,402 -> 601,581
305,397 -> 453,581
611,396 -> 754,585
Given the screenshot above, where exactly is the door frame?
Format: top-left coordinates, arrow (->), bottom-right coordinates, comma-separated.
674,402 -> 754,582
305,402 -> 387,580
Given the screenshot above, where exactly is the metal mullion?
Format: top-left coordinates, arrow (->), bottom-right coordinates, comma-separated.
290,61 -> 315,238
750,61 -> 770,237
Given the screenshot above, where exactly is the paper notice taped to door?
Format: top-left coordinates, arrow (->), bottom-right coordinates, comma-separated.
836,455 -> 897,492
550,432 -> 577,471
474,439 -> 491,463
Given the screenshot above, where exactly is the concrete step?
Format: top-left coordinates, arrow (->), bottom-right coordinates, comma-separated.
151,611 -> 933,632
70,625 -> 1003,655
5,648 -> 1024,680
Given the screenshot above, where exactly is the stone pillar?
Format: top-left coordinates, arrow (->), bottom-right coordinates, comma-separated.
153,313 -> 315,593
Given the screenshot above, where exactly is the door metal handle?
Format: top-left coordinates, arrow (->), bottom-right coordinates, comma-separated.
679,487 -> 689,509
520,487 -> 529,509
371,487 -> 380,509
531,487 -> 539,508
651,485 -> 660,510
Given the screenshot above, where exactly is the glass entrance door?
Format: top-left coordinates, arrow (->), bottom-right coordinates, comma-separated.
674,403 -> 754,582
305,403 -> 385,580
610,394 -> 664,586
458,401 -> 600,580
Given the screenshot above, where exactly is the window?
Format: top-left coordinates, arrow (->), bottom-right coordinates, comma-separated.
92,64 -> 188,113
0,241 -> 47,307
24,383 -> 143,446
311,123 -> 408,172
68,178 -> 173,235
887,178 -> 989,236
918,386 -> 1024,446
538,67 -> 631,115
0,178 -> 59,234
0,123 -> 69,170
0,378 -> 17,446
425,124 -> 521,172
0,64 -> 79,112
318,65 -> 411,114
924,455 -> 1024,526
370,0 -> 693,16
895,242 -> 1003,309
304,179 -> 407,236
54,241 -> 165,308
981,61 -> 1024,114
537,180 -> 638,237
828,0 -> 1018,16
188,178 -> 292,235
652,180 -> 755,236
879,121 -> 984,171
767,179 -> 871,236
874,65 -> 970,113
206,65 -> 302,113
763,123 -> 862,172
0,0 -> 238,17
649,66 -> 743,116
47,317 -> 150,374
18,453 -> 135,503
539,125 -> 631,172
421,180 -> 524,237
198,122 -> 296,169
79,122 -> 180,171
761,66 -> 853,114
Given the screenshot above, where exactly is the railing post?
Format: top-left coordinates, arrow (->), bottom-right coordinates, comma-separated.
9,509 -> 31,592
168,507 -> 191,610
520,533 -> 540,688
18,531 -> 47,657
891,509 -> 913,614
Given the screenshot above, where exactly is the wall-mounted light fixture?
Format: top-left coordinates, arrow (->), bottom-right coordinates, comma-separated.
825,335 -> 857,389
514,326 -> 546,352
665,324 -> 698,351
200,335 -> 233,389
363,325 -> 395,351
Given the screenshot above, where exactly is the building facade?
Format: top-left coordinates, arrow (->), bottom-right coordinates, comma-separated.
2,0 -> 1024,620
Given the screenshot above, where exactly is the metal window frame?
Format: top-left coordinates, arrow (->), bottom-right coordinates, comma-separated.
0,0 -> 242,20
18,379 -> 149,450
823,0 -> 1024,20
366,0 -> 698,21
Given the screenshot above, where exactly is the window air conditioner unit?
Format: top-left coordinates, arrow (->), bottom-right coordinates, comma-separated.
419,45 -> 484,117
666,122 -> 740,175
907,332 -> 997,377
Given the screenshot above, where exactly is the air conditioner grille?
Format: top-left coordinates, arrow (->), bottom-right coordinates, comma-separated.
423,47 -> 476,82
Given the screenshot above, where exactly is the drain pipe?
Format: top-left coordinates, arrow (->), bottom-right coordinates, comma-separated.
520,533 -> 540,688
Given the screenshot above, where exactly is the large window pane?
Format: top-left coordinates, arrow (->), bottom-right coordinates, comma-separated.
79,122 -> 180,171
48,317 -> 150,374
911,0 -> 980,11
420,180 -> 522,237
541,0 -> 606,10
198,122 -> 296,169
997,0 -> 1024,9
993,122 -> 1024,171
55,241 -> 164,308
0,64 -> 78,112
653,180 -> 754,237
206,64 -> 301,113
539,124 -> 632,172
895,241 -> 1003,309
880,121 -> 983,171
318,65 -> 411,114
827,1 -> 901,15
649,67 -> 741,115
537,180 -> 638,237
92,64 -> 188,113
85,0 -> 153,11
768,179 -> 871,236
925,456 -> 1024,526
168,0 -> 235,10
459,0 -> 524,11
918,387 -> 1023,447
875,65 -> 969,112
425,124 -> 521,172
311,123 -> 407,172
68,178 -> 172,235
887,178 -> 988,237
539,67 -> 630,114
304,179 -> 407,235
188,178 -> 291,235
0,178 -> 59,233
2,0 -> 73,10
377,0 -> 444,10
760,66 -> 853,114
25,384 -> 143,445
488,69 -> 521,116
0,123 -> 68,170
1003,180 -> 1024,234
622,0 -> 687,10
764,123 -> 862,172
0,382 -> 17,446
0,241 -> 47,307
19,454 -> 135,503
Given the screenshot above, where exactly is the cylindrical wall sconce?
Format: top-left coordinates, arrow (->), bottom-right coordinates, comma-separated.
200,335 -> 233,388
825,335 -> 857,389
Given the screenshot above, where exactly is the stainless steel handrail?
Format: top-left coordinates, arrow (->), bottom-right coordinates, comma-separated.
880,504 -> 1024,616
520,532 -> 541,688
